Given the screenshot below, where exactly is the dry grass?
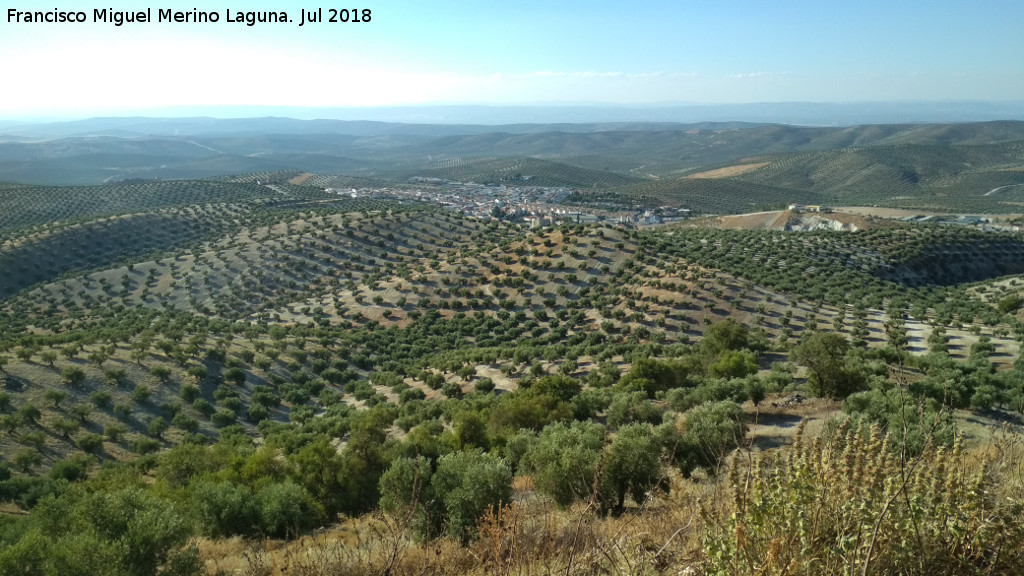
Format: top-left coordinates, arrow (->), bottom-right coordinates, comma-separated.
703,422 -> 1024,575
713,211 -> 789,231
200,486 -> 712,576
834,206 -> 1024,220
686,163 -> 770,179
746,395 -> 840,450
197,422 -> 1024,576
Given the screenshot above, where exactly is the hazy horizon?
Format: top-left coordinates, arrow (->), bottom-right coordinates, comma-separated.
1,1 -> 1022,118
3,101 -> 1024,129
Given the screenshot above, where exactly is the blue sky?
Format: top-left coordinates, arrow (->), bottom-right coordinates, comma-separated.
0,0 -> 1021,117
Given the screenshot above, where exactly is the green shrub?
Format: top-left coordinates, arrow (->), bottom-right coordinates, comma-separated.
843,388 -> 956,455
521,421 -> 604,507
148,417 -> 168,439
76,433 -> 105,454
62,366 -> 86,387
192,480 -> 258,538
131,437 -> 161,455
666,378 -> 748,412
89,390 -> 113,408
474,377 -> 495,394
528,375 -> 581,401
211,409 -> 237,428
179,383 -> 200,403
48,454 -> 91,482
223,366 -> 246,386
441,381 -> 463,398
246,403 -> 270,423
379,455 -> 435,537
571,387 -> 612,420
702,318 -> 755,355
113,403 -> 132,419
104,423 -> 128,442
597,423 -> 662,514
192,398 -> 214,418
150,365 -> 172,383
132,385 -> 153,404
490,390 -> 572,433
431,450 -> 513,542
452,411 -> 489,450
0,487 -> 201,576
607,391 -> 663,429
11,448 -> 42,472
172,412 -> 199,433
671,400 -> 747,476
708,350 -> 758,379
379,450 -> 512,542
256,481 -> 321,538
795,332 -> 867,399
997,294 -> 1023,313
618,357 -> 689,396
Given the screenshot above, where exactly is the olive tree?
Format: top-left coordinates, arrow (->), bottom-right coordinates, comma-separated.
598,423 -> 662,515
520,421 -> 604,507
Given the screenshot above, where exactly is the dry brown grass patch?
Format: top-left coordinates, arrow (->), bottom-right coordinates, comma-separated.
199,492 -> 712,576
686,162 -> 770,179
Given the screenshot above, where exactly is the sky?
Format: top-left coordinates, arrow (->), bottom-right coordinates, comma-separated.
0,0 -> 1022,118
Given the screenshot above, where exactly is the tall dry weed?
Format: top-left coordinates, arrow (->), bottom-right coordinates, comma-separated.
701,420 -> 1024,575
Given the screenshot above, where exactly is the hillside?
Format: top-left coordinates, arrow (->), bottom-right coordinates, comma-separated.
2,183 -> 1023,472
1,162 -> 1024,573
686,209 -> 877,231
0,179 -> 306,234
593,178 -> 826,212
733,142 -> 1024,211
1,120 -> 1022,216
402,157 -> 642,188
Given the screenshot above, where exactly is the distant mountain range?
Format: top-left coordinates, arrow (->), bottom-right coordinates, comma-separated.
0,118 -> 1021,180
0,114 -> 1022,216
3,101 -> 1024,131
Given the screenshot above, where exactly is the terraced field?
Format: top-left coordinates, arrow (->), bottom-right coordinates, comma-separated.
404,157 -> 642,188
731,143 -> 1024,212
0,179 -> 304,234
585,177 -> 825,212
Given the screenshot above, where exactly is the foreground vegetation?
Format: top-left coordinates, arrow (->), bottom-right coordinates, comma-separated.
2,407 -> 1021,575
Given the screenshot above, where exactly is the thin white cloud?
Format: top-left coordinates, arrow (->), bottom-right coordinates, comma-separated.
488,71 -> 695,80
722,72 -> 788,79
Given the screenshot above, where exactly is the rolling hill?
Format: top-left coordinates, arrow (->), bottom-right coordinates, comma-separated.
1,120 -> 1023,213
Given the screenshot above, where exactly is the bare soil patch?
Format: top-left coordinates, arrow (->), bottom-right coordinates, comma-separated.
701,210 -> 876,232
835,206 -> 1024,220
746,395 -> 842,450
687,162 -> 770,179
716,211 -> 788,230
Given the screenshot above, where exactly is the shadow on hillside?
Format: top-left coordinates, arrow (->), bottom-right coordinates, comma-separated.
750,412 -> 803,429
3,376 -> 28,391
747,412 -> 804,450
750,435 -> 790,450
757,352 -> 789,370
965,410 -> 1023,427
